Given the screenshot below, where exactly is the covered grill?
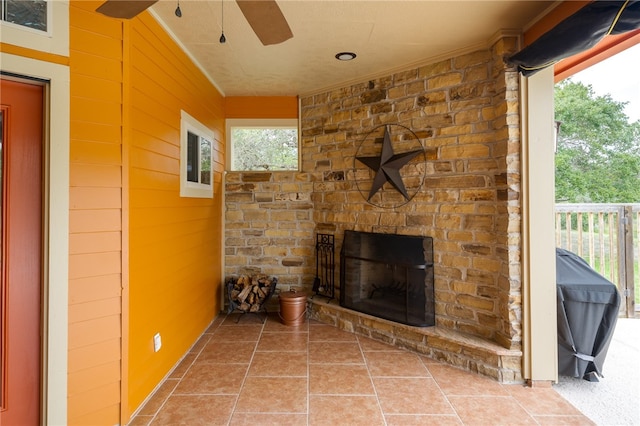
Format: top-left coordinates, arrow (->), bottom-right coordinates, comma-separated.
556,248 -> 621,381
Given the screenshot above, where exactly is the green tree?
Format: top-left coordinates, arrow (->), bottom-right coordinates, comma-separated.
232,128 -> 298,171
555,80 -> 640,203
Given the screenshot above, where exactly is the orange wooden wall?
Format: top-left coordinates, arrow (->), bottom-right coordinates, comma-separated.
225,96 -> 298,118
69,1 -> 225,423
68,2 -> 125,423
126,11 -> 224,418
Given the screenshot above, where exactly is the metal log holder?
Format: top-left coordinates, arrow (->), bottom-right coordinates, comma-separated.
312,233 -> 335,300
226,276 -> 278,323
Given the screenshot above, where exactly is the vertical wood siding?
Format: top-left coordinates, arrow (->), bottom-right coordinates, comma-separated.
69,2 -> 124,424
127,13 -> 224,418
69,1 -> 225,423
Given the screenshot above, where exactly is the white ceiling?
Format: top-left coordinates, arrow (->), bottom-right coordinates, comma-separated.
149,1 -> 557,97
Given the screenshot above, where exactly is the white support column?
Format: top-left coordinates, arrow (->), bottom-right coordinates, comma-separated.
520,66 -> 558,384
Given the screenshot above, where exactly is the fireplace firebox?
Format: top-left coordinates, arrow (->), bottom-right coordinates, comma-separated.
340,230 -> 434,327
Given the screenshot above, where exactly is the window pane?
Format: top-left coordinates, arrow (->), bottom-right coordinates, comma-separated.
4,0 -> 47,31
186,131 -> 199,183
200,138 -> 211,185
231,128 -> 297,171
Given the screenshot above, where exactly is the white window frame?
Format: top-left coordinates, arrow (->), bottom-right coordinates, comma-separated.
1,0 -> 67,58
180,110 -> 214,198
226,118 -> 300,172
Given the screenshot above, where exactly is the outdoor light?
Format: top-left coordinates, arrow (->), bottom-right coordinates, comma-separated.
335,52 -> 356,61
175,0 -> 181,17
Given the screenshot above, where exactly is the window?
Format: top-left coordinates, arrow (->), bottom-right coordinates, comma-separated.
0,0 -> 66,57
180,111 -> 214,198
226,119 -> 299,171
1,0 -> 48,32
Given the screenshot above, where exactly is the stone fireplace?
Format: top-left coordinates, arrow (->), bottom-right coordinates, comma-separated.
340,230 -> 435,327
225,33 -> 524,382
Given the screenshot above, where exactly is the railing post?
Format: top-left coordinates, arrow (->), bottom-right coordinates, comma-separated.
622,206 -> 636,317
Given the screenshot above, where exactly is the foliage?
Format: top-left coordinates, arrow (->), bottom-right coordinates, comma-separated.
231,128 -> 298,171
555,80 -> 640,203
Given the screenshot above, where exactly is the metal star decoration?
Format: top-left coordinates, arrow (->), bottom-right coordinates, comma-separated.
356,125 -> 423,201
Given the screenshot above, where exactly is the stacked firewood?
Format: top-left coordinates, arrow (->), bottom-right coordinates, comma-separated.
228,274 -> 277,313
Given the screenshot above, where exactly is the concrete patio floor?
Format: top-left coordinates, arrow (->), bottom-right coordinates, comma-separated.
554,317 -> 640,426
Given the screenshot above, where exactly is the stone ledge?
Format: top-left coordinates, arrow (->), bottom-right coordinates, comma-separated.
308,298 -> 523,383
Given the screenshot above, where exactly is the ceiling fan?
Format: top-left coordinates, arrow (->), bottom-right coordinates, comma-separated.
95,0 -> 293,46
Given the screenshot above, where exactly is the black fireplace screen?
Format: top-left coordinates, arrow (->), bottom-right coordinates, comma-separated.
340,230 -> 435,327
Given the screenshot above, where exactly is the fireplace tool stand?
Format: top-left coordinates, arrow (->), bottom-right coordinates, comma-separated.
312,233 -> 335,300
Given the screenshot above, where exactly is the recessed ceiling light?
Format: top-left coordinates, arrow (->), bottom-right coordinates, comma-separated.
335,52 -> 357,61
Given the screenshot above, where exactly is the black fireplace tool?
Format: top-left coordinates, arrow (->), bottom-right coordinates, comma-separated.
313,233 -> 335,300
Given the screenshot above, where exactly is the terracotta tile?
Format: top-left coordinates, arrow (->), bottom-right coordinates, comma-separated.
137,378 -> 179,416
447,396 -> 538,425
264,313 -> 308,332
198,341 -> 256,363
150,394 -> 236,425
427,363 -> 508,396
222,313 -> 265,326
373,377 -> 454,415
309,341 -> 364,364
235,377 -> 307,413
309,364 -> 374,395
174,362 -> 248,394
189,333 -> 212,353
358,336 -> 402,352
249,351 -> 308,377
209,324 -> 264,342
204,314 -> 225,333
169,353 -> 197,378
256,332 -> 308,352
534,415 -> 597,425
229,412 -> 308,425
364,351 -> 429,377
309,324 -> 358,341
309,395 -> 385,425
385,414 -> 463,425
127,415 -> 154,426
506,385 -> 583,416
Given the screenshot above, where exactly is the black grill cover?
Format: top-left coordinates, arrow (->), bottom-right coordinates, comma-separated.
556,248 -> 620,381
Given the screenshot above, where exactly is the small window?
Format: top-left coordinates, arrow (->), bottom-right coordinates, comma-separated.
181,111 -> 214,198
1,0 -> 48,32
226,119 -> 299,171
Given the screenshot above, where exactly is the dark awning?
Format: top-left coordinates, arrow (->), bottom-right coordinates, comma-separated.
508,1 -> 640,76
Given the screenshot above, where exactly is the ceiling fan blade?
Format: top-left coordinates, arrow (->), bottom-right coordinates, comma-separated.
236,0 -> 293,46
96,0 -> 158,19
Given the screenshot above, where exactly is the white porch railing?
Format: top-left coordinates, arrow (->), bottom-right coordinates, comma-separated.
554,203 -> 639,317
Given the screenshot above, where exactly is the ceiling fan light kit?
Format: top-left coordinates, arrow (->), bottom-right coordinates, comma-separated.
96,0 -> 293,46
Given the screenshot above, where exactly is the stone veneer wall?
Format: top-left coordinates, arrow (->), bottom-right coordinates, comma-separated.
225,35 -> 523,357
224,171 -> 318,289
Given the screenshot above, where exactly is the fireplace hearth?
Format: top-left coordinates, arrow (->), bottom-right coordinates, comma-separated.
340,230 -> 434,327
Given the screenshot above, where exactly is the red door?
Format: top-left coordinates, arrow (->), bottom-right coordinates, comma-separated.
0,78 -> 44,425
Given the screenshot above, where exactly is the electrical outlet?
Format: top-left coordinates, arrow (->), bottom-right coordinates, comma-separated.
153,333 -> 162,352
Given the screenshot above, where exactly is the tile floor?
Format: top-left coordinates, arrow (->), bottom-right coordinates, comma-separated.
129,313 -> 594,426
